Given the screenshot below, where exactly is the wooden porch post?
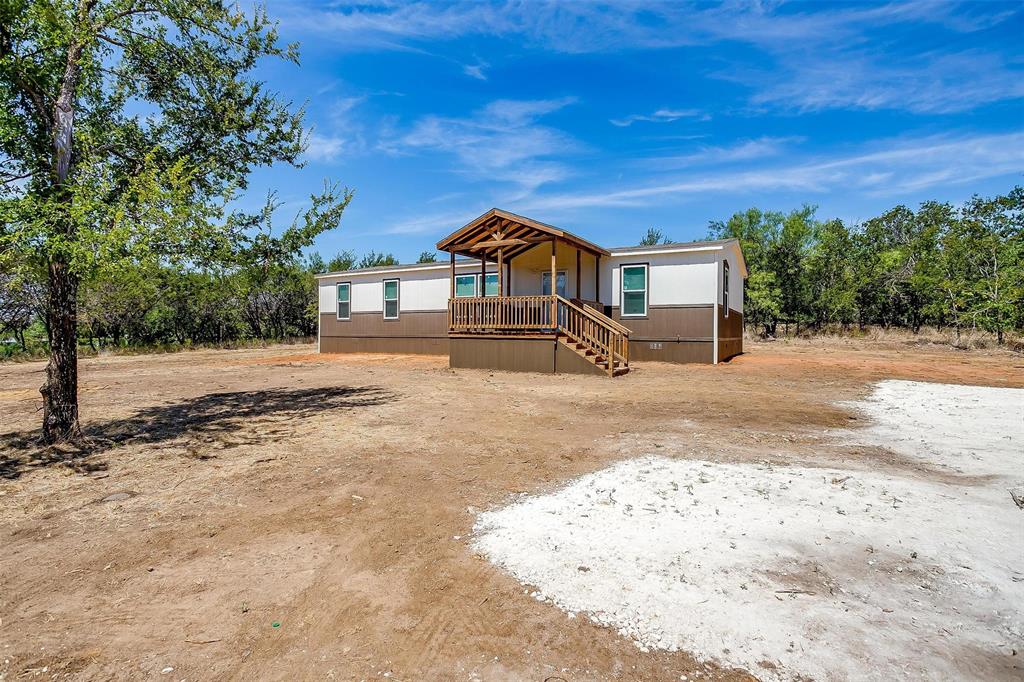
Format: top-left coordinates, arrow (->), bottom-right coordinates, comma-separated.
497,248 -> 504,297
480,254 -> 486,296
576,248 -> 581,300
550,239 -> 557,327
448,250 -> 455,331
595,254 -> 601,305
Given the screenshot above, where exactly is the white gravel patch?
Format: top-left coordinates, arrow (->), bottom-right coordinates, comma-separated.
473,381 -> 1024,680
844,379 -> 1023,477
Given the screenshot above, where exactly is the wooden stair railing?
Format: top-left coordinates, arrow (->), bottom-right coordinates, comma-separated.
570,298 -> 632,336
555,296 -> 630,377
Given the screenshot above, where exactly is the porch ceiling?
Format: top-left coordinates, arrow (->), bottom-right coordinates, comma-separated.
436,208 -> 610,262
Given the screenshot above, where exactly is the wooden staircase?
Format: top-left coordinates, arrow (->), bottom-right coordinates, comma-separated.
555,296 -> 631,377
558,336 -> 630,376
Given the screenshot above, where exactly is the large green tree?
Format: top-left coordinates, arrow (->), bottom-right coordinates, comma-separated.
0,0 -> 350,441
954,188 -> 1023,343
805,219 -> 857,327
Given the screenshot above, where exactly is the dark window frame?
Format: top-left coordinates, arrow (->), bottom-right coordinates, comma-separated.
383,278 -> 400,320
723,260 -> 730,318
620,262 -> 649,319
336,281 -> 351,321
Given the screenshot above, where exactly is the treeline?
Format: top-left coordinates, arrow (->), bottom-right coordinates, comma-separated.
708,187 -> 1023,344
0,248 -> 423,357
2,189 -> 1021,357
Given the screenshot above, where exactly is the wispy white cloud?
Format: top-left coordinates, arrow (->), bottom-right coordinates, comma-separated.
380,96 -> 580,197
303,131 -> 346,162
427,191 -> 467,204
520,131 -> 1024,211
644,136 -> 800,170
462,59 -> 489,81
381,209 -> 482,235
303,95 -> 371,163
727,49 -> 1024,115
281,1 -> 1023,115
610,108 -> 707,127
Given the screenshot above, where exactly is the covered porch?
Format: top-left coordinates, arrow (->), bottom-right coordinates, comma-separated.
436,209 -> 630,376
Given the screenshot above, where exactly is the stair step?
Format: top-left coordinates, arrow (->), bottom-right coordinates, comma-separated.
559,337 -> 628,375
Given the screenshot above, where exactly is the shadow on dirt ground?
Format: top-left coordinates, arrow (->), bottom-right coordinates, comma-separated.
0,384 -> 392,480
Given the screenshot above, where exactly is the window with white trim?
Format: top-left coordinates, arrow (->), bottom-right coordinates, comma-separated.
621,264 -> 648,317
723,261 -> 730,317
454,274 -> 477,297
336,282 -> 351,320
383,279 -> 399,320
483,273 -> 499,296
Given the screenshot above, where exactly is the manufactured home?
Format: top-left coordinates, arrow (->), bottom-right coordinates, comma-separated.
316,209 -> 746,376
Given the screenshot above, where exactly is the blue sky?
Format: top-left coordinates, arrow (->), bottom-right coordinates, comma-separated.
246,0 -> 1024,262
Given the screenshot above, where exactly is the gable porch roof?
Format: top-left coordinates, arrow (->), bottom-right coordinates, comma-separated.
436,208 -> 610,262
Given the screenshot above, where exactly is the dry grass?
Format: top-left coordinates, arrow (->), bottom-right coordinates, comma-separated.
755,325 -> 1023,354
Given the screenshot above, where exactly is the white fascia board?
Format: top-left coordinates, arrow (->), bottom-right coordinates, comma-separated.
609,245 -> 725,258
314,262 -> 484,280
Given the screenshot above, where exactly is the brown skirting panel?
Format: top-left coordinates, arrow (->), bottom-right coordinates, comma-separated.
630,340 -> 713,364
320,311 -> 447,338
450,337 -> 556,373
611,305 -> 715,364
320,336 -> 448,355
450,337 -> 610,375
716,305 -> 744,362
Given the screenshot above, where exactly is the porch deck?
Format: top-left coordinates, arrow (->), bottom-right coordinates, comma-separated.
448,295 -> 630,376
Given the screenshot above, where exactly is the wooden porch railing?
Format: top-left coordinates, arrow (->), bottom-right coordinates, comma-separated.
448,295 -> 554,332
448,295 -> 630,376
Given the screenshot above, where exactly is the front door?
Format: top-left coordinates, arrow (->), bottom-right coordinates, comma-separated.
541,270 -> 567,297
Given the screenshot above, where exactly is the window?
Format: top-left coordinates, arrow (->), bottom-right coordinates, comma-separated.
483,273 -> 499,296
541,270 -> 567,297
336,282 -> 351,320
621,264 -> 648,317
723,261 -> 730,317
383,279 -> 399,320
455,274 -> 477,297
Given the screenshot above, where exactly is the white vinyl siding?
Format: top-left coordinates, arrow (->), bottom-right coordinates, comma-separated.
336,282 -> 351,320
383,279 -> 399,319
621,264 -> 648,317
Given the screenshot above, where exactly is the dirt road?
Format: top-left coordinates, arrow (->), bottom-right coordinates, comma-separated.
1,341 -> 1021,680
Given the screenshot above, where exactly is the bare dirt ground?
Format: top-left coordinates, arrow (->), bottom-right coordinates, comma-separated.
1,339 -> 1022,681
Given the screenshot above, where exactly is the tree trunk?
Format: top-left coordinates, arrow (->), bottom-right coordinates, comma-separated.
41,257 -> 82,442
39,35 -> 85,443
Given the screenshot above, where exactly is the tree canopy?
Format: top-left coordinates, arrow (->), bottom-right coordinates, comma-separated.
707,188 -> 1023,341
639,227 -> 671,245
0,0 -> 351,440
